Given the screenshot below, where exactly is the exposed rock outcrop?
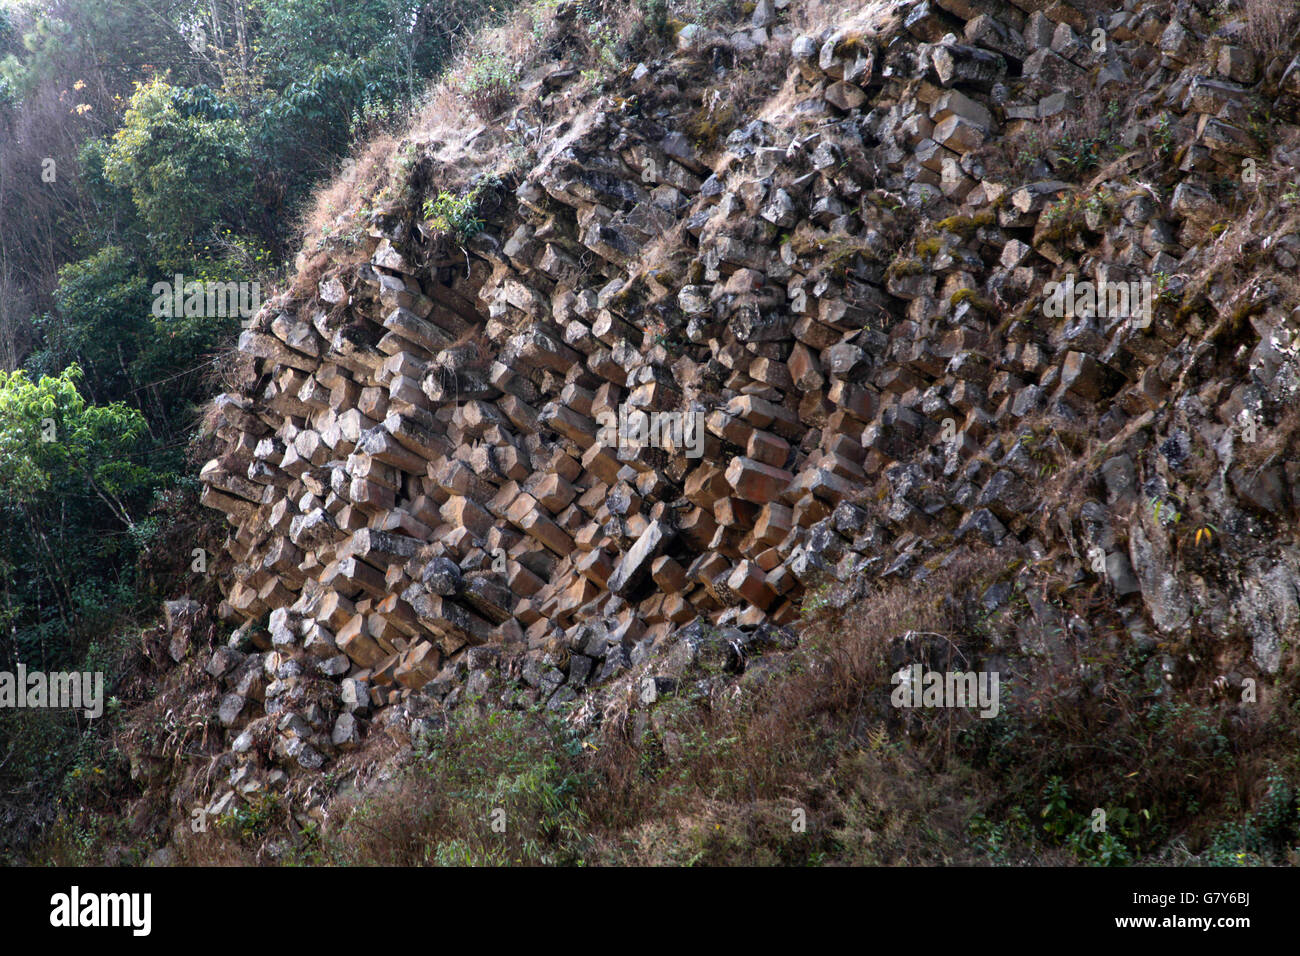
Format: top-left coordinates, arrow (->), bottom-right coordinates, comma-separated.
189,0 -> 1300,814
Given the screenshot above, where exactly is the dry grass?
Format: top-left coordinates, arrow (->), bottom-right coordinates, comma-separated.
1234,400 -> 1300,473
441,327 -> 495,370
296,133 -> 400,255
306,550 -> 1024,867
786,0 -> 901,37
1242,0 -> 1297,63
293,7 -> 539,263
32,535 -> 1300,867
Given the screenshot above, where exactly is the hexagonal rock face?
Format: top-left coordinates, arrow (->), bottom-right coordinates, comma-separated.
190,0 -> 1300,779
725,458 -> 794,504
608,520 -> 672,598
423,557 -> 463,596
976,470 -> 1033,523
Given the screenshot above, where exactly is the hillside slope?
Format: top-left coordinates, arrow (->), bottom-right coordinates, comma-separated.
49,0 -> 1300,866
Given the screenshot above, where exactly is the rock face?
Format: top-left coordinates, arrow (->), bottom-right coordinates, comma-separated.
193,0 -> 1300,783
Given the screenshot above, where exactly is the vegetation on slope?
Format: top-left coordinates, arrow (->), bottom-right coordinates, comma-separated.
6,0 -> 1300,867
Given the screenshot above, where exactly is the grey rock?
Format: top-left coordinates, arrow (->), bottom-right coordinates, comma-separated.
423,557 -> 463,596
218,694 -> 247,728
1129,523 -> 1190,633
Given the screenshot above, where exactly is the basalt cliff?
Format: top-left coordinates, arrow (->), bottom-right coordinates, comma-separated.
123,0 -> 1300,864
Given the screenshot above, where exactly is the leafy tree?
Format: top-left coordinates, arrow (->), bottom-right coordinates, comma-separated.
249,0 -> 420,91
0,0 -> 206,111
71,137 -> 148,255
103,77 -> 255,269
28,245 -> 151,404
0,365 -> 159,666
0,365 -> 152,527
0,0 -> 523,672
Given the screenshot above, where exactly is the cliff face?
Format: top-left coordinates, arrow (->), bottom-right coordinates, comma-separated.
188,0 -> 1300,827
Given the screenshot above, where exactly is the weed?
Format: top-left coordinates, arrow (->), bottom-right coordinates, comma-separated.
454,54 -> 521,121
422,177 -> 499,244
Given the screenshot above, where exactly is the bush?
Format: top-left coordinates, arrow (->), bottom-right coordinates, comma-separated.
322,705 -> 593,866
454,55 -> 520,121
422,177 -> 501,244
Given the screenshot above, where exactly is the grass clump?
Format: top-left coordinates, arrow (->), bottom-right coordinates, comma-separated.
454,54 -> 522,121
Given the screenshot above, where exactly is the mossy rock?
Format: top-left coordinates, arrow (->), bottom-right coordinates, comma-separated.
936,210 -> 995,238
887,256 -> 925,279
951,288 -> 994,313
915,236 -> 943,258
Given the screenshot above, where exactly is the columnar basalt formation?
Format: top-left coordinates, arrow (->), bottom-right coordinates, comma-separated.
195,0 -> 1300,780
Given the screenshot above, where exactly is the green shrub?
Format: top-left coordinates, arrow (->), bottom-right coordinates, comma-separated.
455,55 -> 521,121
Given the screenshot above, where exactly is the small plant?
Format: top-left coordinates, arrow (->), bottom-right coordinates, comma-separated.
799,580 -> 835,620
455,54 -> 520,121
1151,497 -> 1181,525
1153,271 -> 1179,305
1015,131 -> 1043,168
422,177 -> 499,244
1085,190 -> 1113,222
1204,769 -> 1299,865
1055,132 -> 1105,176
218,793 -> 282,842
587,22 -> 619,67
644,315 -> 684,353
1153,113 -> 1175,160
640,0 -> 670,38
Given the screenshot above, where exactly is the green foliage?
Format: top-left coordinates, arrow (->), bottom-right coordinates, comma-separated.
103,79 -> 255,269
422,179 -> 499,243
641,0 -> 670,36
251,0 -> 511,99
0,1 -> 200,105
0,365 -> 162,666
219,793 -> 284,842
799,580 -> 835,620
1038,776 -> 1135,865
1153,112 -> 1176,159
0,365 -> 151,513
967,807 -> 1033,864
1204,770 -> 1299,865
324,705 -> 593,866
73,138 -> 147,253
454,53 -> 521,120
28,246 -> 150,401
1053,100 -> 1122,177
252,0 -> 521,213
1015,131 -> 1044,167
